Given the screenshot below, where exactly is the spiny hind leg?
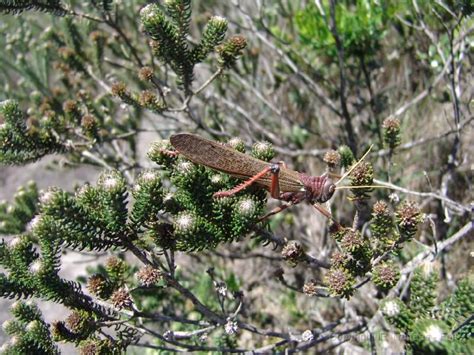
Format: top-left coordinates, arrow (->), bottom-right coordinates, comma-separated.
258,201 -> 294,222
214,163 -> 282,198
258,192 -> 306,222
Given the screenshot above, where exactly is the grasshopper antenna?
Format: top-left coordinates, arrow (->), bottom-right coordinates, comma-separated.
335,144 -> 374,186
335,185 -> 391,190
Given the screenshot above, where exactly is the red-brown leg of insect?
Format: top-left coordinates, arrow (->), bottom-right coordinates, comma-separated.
313,203 -> 342,229
258,192 -> 307,221
269,166 -> 281,199
258,202 -> 293,222
214,165 -> 275,198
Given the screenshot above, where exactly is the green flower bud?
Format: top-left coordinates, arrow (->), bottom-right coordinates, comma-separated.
97,170 -> 126,194
105,256 -> 128,282
80,114 -> 98,138
137,265 -> 163,287
138,66 -> 154,81
147,139 -> 177,166
371,201 -> 398,251
87,274 -> 113,299
173,211 -> 197,235
330,251 -> 350,269
410,319 -> 450,353
65,310 -> 95,336
396,200 -> 422,240
217,35 -> 247,68
251,141 -> 275,161
326,268 -> 355,299
383,117 -> 401,150
39,187 -> 61,206
139,90 -> 165,113
226,137 -> 245,153
303,280 -> 321,296
338,145 -> 355,168
111,81 -> 137,106
323,149 -> 341,170
79,338 -> 116,355
235,197 -> 257,217
372,261 -> 400,291
175,160 -> 196,176
340,229 -> 366,254
110,287 -> 133,310
281,241 -> 305,267
349,161 -> 374,199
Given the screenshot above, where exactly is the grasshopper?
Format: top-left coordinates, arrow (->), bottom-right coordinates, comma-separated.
168,133 -> 373,221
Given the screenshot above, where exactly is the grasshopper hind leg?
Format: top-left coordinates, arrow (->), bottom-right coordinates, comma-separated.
213,163 -> 283,199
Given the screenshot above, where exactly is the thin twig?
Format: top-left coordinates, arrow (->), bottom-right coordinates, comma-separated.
401,221 -> 473,274
373,178 -> 469,213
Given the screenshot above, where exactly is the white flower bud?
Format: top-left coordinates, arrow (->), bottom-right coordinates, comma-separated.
27,215 -> 43,232
174,213 -> 195,233
29,260 -> 42,274
39,189 -> 57,205
382,300 -> 400,316
224,319 -> 238,335
237,198 -> 255,216
176,161 -> 194,175
423,324 -> 444,343
301,329 -> 314,342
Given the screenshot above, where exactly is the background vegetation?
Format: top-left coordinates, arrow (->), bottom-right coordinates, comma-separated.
0,0 -> 472,353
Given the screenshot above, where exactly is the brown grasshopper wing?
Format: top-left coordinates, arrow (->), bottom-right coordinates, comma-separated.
170,133 -> 302,192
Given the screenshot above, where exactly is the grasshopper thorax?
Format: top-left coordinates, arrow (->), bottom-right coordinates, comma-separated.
299,173 -> 336,203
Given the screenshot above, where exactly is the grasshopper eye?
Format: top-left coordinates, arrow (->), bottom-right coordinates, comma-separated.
321,180 -> 336,203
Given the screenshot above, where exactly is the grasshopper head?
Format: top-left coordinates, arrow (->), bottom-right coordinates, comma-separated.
300,173 -> 336,203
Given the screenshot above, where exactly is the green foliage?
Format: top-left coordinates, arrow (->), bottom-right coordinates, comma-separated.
409,267 -> 439,317
216,35 -> 247,69
439,277 -> 474,340
0,0 -> 66,15
294,0 -> 395,58
326,196 -> 423,297
91,0 -> 113,12
381,298 -> 414,331
1,301 -> 59,354
338,145 -> 355,168
141,2 -> 235,94
0,0 -> 470,353
0,138 -> 269,328
0,181 -> 38,234
381,272 -> 473,354
33,174 -> 128,251
0,100 -> 65,164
